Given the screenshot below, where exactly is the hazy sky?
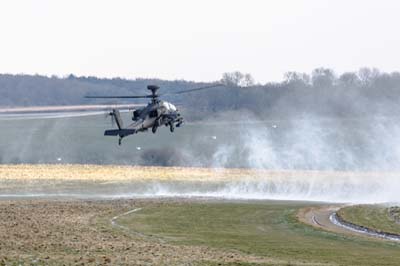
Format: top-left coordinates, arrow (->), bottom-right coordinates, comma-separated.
0,0 -> 399,83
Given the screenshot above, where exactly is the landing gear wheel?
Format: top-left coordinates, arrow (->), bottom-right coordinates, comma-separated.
152,125 -> 158,134
118,138 -> 122,146
169,123 -> 175,133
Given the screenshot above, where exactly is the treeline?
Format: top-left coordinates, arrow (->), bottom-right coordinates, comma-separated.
1,68 -> 400,120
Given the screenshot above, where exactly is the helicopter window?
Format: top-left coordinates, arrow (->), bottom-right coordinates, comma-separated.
162,102 -> 177,111
149,110 -> 158,118
169,103 -> 177,111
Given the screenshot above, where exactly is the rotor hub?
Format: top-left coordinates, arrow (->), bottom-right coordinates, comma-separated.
147,85 -> 160,96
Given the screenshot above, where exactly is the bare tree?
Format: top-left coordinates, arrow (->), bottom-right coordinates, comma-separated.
221,71 -> 254,87
311,68 -> 335,88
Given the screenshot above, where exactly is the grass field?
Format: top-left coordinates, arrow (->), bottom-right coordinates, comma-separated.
117,200 -> 400,266
338,204 -> 400,235
2,164 -> 400,265
2,199 -> 400,265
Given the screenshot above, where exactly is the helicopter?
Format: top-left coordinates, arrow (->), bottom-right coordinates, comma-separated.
85,84 -> 223,145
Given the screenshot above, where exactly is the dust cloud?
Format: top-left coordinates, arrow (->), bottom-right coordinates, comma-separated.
1,111 -> 400,203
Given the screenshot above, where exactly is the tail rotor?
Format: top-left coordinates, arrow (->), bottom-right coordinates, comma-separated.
104,110 -> 116,127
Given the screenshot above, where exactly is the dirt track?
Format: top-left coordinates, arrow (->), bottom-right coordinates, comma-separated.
297,205 -> 400,241
298,205 -> 346,234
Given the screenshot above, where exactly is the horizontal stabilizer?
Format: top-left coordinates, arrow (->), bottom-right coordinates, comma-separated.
104,129 -> 136,137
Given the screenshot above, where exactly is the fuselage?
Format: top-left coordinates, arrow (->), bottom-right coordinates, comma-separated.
127,100 -> 181,132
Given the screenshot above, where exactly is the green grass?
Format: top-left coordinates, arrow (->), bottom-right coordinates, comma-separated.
117,201 -> 400,266
338,204 -> 400,235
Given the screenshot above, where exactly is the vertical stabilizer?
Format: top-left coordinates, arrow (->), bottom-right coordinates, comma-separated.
112,109 -> 124,129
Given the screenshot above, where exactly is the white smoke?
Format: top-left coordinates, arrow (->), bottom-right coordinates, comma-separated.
191,115 -> 400,203
2,111 -> 400,203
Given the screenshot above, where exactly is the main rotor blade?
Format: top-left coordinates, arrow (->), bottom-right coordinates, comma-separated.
0,104 -> 144,113
163,83 -> 224,95
0,111 -> 105,120
85,95 -> 153,99
85,83 -> 224,99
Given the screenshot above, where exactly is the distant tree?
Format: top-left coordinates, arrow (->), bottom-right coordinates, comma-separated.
284,72 -> 310,86
243,73 -> 255,87
67,74 -> 77,80
391,71 -> 400,80
311,68 -> 335,88
358,67 -> 380,86
338,72 -> 361,88
221,71 -> 254,87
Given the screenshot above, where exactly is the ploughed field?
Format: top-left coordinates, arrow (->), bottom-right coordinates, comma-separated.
1,199 -> 276,266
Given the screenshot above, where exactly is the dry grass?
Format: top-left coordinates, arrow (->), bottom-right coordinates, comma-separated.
1,164 -> 399,183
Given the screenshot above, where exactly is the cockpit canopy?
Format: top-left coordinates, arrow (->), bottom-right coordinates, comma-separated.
162,101 -> 177,112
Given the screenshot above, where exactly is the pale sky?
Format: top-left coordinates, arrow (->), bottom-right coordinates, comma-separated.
0,0 -> 399,83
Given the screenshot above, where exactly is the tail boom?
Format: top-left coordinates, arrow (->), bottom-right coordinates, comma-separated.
112,109 -> 124,130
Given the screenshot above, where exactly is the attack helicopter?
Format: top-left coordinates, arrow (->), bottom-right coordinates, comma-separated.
85,84 -> 223,145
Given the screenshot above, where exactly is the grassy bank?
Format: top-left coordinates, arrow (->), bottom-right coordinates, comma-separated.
117,201 -> 400,266
338,204 -> 400,235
